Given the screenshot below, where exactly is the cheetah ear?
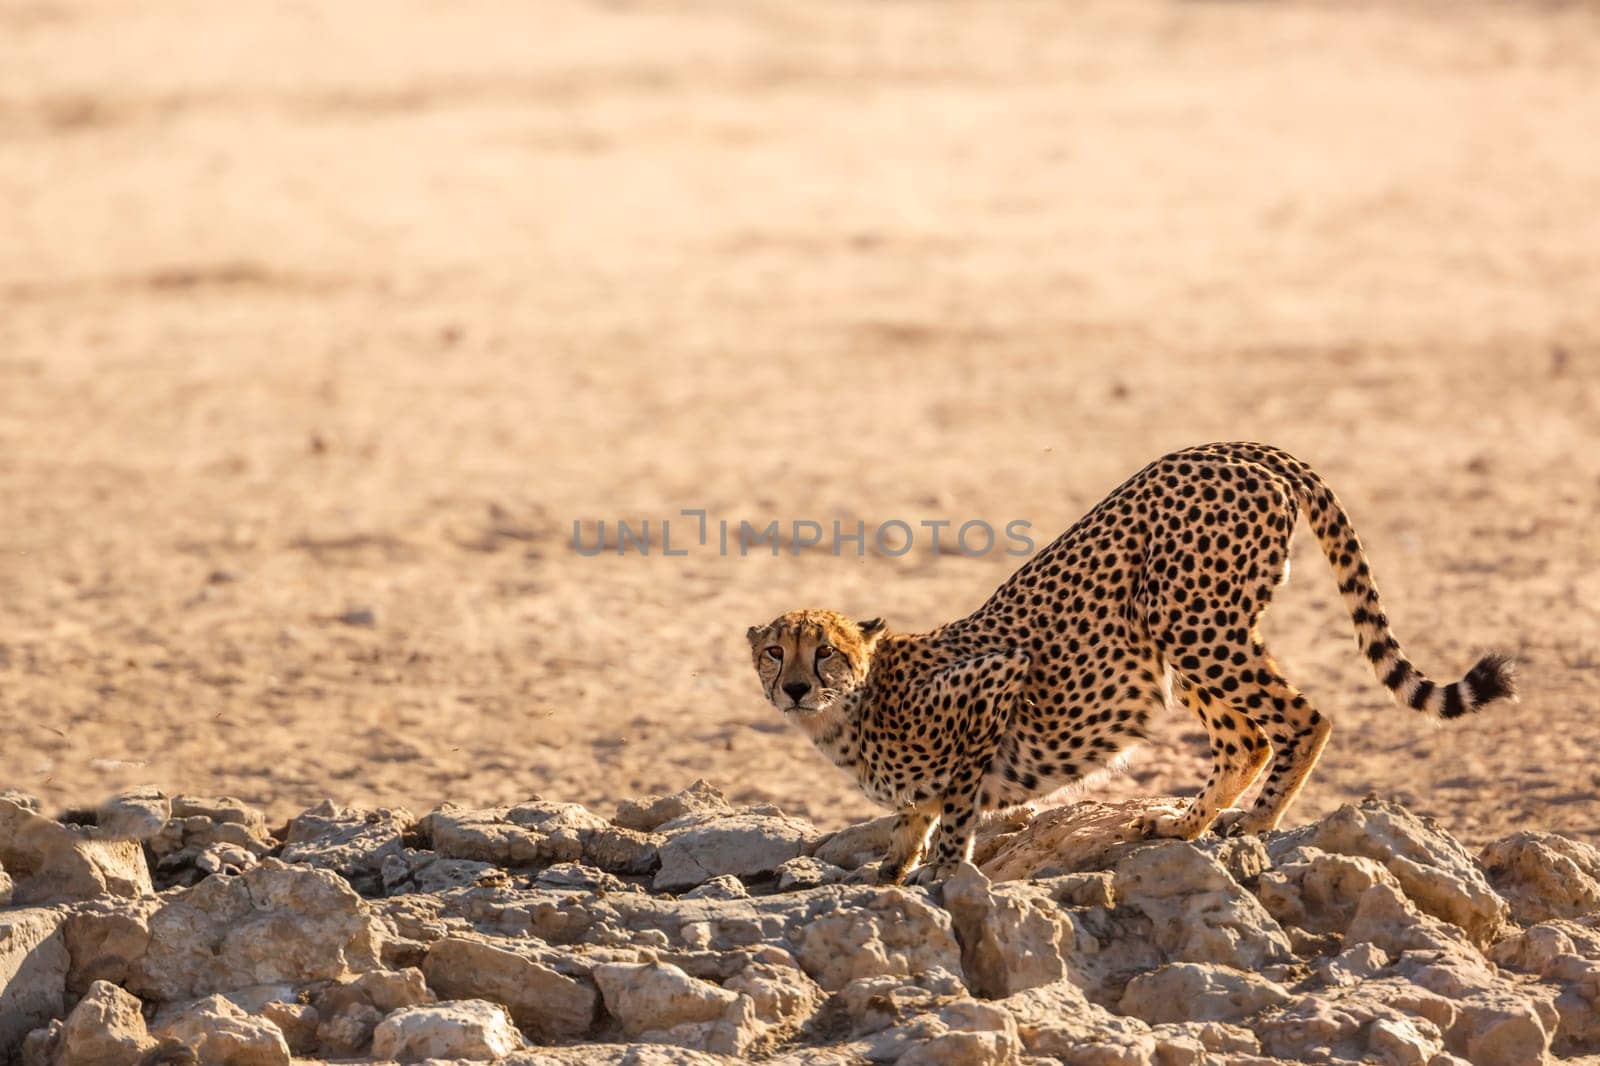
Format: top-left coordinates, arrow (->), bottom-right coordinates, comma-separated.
857,617 -> 886,646
746,625 -> 766,647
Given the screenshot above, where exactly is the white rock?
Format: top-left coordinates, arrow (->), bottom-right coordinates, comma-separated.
836,969 -> 966,1037
942,862 -> 1077,997
594,960 -> 743,1035
422,935 -> 597,1039
152,994 -> 291,1066
279,801 -> 412,895
424,800 -> 659,875
1479,831 -> 1600,925
999,978 -> 1154,1059
0,797 -> 152,904
1112,842 -> 1294,969
0,908 -> 68,1050
1255,846 -> 1398,935
24,978 -> 153,1066
615,780 -> 734,832
128,859 -> 384,1001
792,887 -> 963,990
150,796 -> 273,885
371,1000 -> 526,1062
684,875 -> 749,900
776,856 -> 846,891
1275,800 -> 1507,946
96,787 -> 172,843
724,960 -> 824,1032
1119,962 -> 1291,1024
655,814 -> 819,892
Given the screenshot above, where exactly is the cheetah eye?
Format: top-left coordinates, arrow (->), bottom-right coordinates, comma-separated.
764,646 -> 783,661
816,646 -> 834,660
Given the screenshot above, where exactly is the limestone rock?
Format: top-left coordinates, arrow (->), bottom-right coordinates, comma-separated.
724,960 -> 824,1034
310,966 -> 433,1052
424,800 -> 660,875
811,815 -> 896,871
791,886 -> 963,990
654,814 -> 819,892
1274,799 -> 1507,946
380,847 -> 501,895
775,856 -> 846,891
1389,949 -> 1558,1066
423,935 -> 597,1039
1345,881 -> 1472,956
942,861 -> 1077,998
1488,918 -> 1600,975
980,797 -> 1175,881
1254,982 -> 1452,1066
260,1001 -> 318,1055
0,796 -> 152,903
1112,842 -> 1294,969
683,875 -> 748,901
594,959 -> 742,1034
150,795 -> 273,887
96,787 -> 172,842
0,908 -> 69,1050
1479,831 -> 1600,925
1550,958 -> 1600,1054
371,1000 -> 526,1062
129,859 -> 383,1001
151,995 -> 291,1066
1255,847 -> 1399,936
1118,962 -> 1291,1024
22,979 -> 153,1066
864,997 -> 1020,1066
615,780 -> 734,833
593,960 -> 760,1055
836,969 -> 968,1036
60,896 -> 159,997
1316,942 -> 1393,987
999,978 -> 1154,1059
279,800 -> 412,895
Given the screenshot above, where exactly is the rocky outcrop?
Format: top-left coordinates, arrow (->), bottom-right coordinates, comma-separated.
4,789 -> 1596,1065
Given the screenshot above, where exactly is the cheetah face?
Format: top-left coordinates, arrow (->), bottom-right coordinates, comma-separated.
747,609 -> 886,717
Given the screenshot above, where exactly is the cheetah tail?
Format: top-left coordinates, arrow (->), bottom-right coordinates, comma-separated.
1293,472 -> 1516,719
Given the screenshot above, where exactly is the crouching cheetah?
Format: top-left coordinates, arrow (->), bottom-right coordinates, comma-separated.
747,442 -> 1514,884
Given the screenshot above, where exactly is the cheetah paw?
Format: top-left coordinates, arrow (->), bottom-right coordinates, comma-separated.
905,862 -> 957,887
876,856 -> 917,885
1209,807 -> 1263,838
1137,810 -> 1202,841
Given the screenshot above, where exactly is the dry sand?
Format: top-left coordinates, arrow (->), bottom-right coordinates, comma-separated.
2,0 -> 1598,845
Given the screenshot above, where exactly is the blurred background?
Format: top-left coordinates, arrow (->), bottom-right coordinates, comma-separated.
1,0 -> 1597,843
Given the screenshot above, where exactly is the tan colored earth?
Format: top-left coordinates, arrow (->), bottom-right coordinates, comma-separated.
2,0 -> 1597,846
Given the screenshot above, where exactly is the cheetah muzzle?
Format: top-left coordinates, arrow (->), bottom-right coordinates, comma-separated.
746,442 -> 1516,884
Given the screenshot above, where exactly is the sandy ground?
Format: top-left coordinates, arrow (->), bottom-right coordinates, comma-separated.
2,0 -> 1599,846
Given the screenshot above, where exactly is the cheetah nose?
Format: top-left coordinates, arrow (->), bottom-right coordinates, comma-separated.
782,681 -> 811,702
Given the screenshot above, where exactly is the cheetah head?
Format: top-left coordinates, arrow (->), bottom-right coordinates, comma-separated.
746,609 -> 886,717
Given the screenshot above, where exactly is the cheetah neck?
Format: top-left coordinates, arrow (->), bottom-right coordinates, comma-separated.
793,686 -> 872,777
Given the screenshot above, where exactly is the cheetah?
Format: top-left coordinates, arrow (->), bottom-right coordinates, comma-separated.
747,442 -> 1515,884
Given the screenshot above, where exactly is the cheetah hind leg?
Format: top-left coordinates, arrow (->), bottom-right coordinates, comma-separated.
1140,676 -> 1271,841
877,805 -> 937,884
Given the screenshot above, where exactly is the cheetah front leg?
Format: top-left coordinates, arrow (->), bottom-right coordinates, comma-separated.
877,804 -> 937,884
906,765 -> 985,886
893,648 -> 1029,885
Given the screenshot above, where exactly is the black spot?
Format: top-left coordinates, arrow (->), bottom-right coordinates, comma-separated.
1408,679 -> 1435,711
